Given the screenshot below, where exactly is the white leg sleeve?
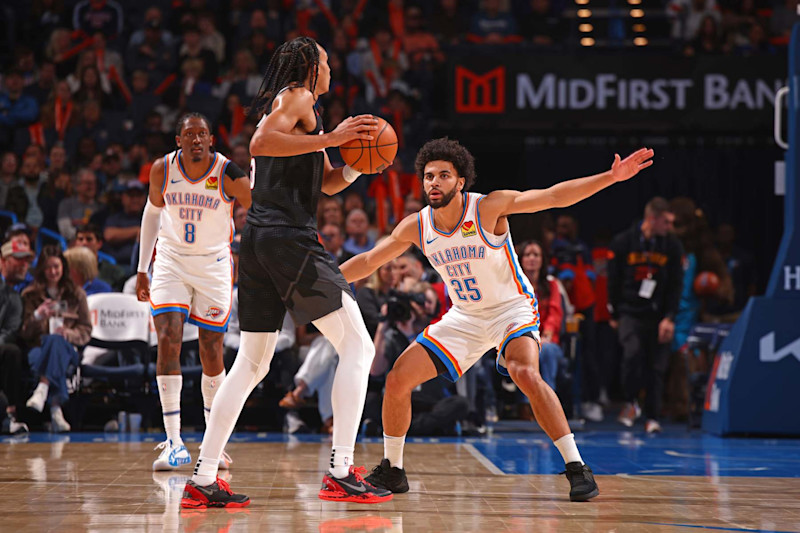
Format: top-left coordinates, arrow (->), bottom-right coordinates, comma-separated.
312,293 -> 375,458
192,331 -> 278,484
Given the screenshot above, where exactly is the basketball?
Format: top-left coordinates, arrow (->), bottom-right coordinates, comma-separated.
339,117 -> 398,175
693,271 -> 720,296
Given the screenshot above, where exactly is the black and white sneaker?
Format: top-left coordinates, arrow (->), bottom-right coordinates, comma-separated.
365,458 -> 409,494
562,462 -> 600,501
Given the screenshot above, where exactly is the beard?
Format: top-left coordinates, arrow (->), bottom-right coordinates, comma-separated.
424,187 -> 458,209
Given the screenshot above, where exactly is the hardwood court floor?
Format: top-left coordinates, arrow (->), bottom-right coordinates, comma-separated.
2,431 -> 799,533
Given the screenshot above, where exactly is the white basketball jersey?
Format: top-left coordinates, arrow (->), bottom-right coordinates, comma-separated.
419,192 -> 538,312
157,149 -> 234,255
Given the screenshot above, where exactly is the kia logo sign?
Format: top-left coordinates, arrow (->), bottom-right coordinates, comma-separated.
455,66 -> 506,114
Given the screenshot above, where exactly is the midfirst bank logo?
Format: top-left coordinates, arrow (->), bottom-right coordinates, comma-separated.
455,67 -> 506,113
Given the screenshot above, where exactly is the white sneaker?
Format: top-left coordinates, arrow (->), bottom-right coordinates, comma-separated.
582,402 -> 604,422
152,440 -> 192,471
218,450 -> 233,470
645,419 -> 662,434
618,402 -> 642,428
26,387 -> 47,413
50,408 -> 71,433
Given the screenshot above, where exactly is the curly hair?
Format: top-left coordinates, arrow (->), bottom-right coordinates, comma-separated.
414,137 -> 476,190
249,37 -> 320,117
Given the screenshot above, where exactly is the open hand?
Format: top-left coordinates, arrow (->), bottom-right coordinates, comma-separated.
610,148 -> 655,183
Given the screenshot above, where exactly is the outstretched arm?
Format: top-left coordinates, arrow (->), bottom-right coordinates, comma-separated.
482,148 -> 654,218
339,214 -> 420,282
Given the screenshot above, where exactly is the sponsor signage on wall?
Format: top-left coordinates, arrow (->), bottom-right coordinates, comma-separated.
450,54 -> 785,131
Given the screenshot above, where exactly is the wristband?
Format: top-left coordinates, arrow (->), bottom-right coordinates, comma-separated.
342,165 -> 361,183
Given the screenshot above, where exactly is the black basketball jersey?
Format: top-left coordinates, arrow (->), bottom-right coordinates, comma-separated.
247,105 -> 324,229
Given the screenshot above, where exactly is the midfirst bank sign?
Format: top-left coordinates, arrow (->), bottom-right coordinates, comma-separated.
450,55 -> 785,131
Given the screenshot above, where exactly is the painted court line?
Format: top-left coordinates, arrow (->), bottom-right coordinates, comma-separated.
463,443 -> 506,475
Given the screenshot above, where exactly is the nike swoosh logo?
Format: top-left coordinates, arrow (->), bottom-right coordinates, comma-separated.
171,179 -> 181,184
216,257 -> 225,262
337,479 -> 366,493
426,237 -> 438,245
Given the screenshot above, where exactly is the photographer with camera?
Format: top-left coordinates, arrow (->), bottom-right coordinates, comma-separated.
363,281 -> 467,437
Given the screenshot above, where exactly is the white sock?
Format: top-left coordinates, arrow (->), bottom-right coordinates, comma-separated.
554,433 -> 584,465
34,381 -> 49,399
329,446 -> 354,479
311,294 -> 375,479
192,331 -> 278,487
157,375 -> 183,445
201,370 -> 226,427
383,433 -> 406,469
50,405 -> 63,418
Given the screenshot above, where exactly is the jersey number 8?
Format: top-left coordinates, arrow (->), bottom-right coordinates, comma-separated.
184,222 -> 195,243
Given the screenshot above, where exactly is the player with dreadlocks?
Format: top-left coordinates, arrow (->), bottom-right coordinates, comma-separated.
182,37 -> 392,508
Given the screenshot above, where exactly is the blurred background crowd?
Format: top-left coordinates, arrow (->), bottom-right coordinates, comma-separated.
0,0 -> 791,435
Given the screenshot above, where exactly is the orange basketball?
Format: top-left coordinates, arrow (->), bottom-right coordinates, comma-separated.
693,271 -> 720,296
339,117 -> 398,175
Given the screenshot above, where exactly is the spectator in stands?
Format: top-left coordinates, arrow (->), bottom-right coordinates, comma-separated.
41,81 -> 80,157
468,0 -> 520,44
518,240 -> 565,391
179,25 -> 219,84
0,271 -> 27,435
126,18 -> 176,84
30,0 -> 67,42
0,151 -> 19,207
357,260 -> 397,338
668,0 -> 721,42
58,168 -> 99,240
353,25 -> 409,104
433,0 -> 470,44
1,235 -> 35,294
713,223 -> 757,315
102,180 -> 145,269
734,21 -> 776,56
685,15 -> 727,55
24,60 -> 57,108
320,222 -> 354,266
402,5 -> 445,70
233,204 -> 247,239
230,143 -> 250,174
770,0 -> 800,42
47,145 -> 69,177
343,208 -> 375,255
64,245 -> 110,295
46,28 -> 79,79
225,50 -> 262,103
128,7 -> 175,50
552,213 -> 602,420
198,12 -> 226,63
76,99 -> 116,152
72,0 -> 123,42
75,223 -> 126,290
39,170 -> 73,234
608,197 -> 683,434
317,196 -> 345,228
520,0 -> 566,46
91,32 -> 125,83
13,156 -> 46,230
128,70 -> 161,132
0,70 -> 39,150
22,245 -> 91,433
246,31 -> 272,73
72,65 -> 112,110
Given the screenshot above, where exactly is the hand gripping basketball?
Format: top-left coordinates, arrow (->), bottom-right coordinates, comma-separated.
338,116 -> 399,175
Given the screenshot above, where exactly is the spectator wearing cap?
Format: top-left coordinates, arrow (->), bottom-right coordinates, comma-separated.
0,70 -> 39,150
64,245 -> 111,296
126,17 -> 176,84
1,237 -> 35,294
97,151 -> 123,193
102,181 -> 146,270
74,223 -> 127,290
58,169 -> 99,241
72,0 -> 123,42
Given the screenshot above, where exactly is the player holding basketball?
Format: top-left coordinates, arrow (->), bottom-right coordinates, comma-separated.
340,138 -> 654,502
136,113 -> 251,471
181,37 -> 391,508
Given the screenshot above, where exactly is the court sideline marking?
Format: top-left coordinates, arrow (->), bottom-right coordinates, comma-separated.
463,443 -> 506,475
